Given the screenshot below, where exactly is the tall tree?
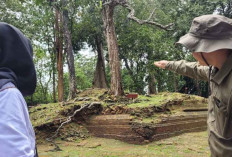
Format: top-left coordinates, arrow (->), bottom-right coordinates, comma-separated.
92,35 -> 108,88
72,3 -> 108,89
62,0 -> 77,100
101,0 -> 172,96
54,7 -> 64,102
102,1 -> 123,96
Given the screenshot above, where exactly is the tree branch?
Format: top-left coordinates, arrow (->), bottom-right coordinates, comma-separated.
119,2 -> 174,31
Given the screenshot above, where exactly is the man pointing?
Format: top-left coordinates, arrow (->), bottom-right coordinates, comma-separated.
154,15 -> 232,157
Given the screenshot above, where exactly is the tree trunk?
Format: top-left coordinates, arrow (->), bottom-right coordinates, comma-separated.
102,5 -> 124,96
49,24 -> 57,103
52,52 -> 56,103
195,78 -> 201,96
62,0 -> 77,100
148,74 -> 157,94
55,8 -> 64,102
174,74 -> 178,92
92,36 -> 108,88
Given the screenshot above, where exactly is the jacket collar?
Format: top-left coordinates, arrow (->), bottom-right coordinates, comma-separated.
211,53 -> 232,85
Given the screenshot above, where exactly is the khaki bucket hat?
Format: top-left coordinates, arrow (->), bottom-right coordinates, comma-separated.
177,14 -> 232,53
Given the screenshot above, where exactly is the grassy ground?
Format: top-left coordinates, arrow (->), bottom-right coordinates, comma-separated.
127,92 -> 207,108
38,131 -> 210,157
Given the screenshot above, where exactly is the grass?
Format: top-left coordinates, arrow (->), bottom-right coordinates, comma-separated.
30,101 -> 87,127
127,92 -> 207,108
38,131 -> 210,157
127,94 -> 167,108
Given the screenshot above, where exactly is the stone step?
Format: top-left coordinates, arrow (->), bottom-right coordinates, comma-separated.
86,120 -> 206,138
86,114 -> 132,125
151,126 -> 207,141
93,126 -> 207,144
87,119 -> 132,125
86,125 -> 134,136
85,113 -> 207,144
152,119 -> 206,134
159,113 -> 207,124
90,114 -> 132,120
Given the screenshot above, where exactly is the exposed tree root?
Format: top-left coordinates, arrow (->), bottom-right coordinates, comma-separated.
46,102 -> 100,151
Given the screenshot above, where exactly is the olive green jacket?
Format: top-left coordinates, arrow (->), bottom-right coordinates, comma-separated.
166,54 -> 232,157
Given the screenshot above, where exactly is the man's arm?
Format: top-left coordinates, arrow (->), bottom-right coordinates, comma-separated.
154,60 -> 209,81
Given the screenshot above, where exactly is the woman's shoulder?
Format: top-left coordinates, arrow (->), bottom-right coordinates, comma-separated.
0,83 -> 27,114
0,82 -> 23,100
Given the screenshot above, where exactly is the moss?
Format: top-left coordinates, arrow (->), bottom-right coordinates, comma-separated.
30,91 -> 207,127
127,92 -> 207,108
127,94 -> 167,108
30,101 -> 86,127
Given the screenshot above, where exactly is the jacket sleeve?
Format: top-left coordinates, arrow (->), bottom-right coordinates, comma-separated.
165,60 -> 209,81
0,88 -> 35,157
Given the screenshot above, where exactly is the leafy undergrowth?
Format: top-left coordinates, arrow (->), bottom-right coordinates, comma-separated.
37,131 -> 210,157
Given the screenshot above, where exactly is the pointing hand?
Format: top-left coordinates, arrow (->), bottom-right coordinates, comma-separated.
154,60 -> 169,69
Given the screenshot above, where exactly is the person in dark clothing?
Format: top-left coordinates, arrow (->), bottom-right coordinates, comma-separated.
0,22 -> 38,157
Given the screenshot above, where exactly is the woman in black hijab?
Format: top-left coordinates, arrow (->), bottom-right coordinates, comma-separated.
0,22 -> 37,157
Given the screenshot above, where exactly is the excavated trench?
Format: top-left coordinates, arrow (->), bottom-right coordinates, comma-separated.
30,90 -> 209,145
85,111 -> 207,144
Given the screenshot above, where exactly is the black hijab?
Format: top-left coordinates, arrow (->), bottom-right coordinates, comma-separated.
0,22 -> 36,96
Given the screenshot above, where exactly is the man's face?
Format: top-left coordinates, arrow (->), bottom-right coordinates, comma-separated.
192,52 -> 208,66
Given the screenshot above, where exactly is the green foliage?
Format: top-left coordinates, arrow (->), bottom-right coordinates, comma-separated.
114,0 -> 219,95
1,0 -> 225,104
76,55 -> 96,89
99,0 -> 103,9
26,47 -> 54,105
63,54 -> 96,99
71,0 -> 104,53
216,0 -> 232,18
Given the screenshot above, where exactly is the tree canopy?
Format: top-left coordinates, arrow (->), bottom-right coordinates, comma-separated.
0,0 -> 229,104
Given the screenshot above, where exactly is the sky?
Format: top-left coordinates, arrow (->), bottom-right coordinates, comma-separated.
79,43 -> 96,58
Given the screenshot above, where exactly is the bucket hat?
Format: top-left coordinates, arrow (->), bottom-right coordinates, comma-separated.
177,14 -> 232,53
